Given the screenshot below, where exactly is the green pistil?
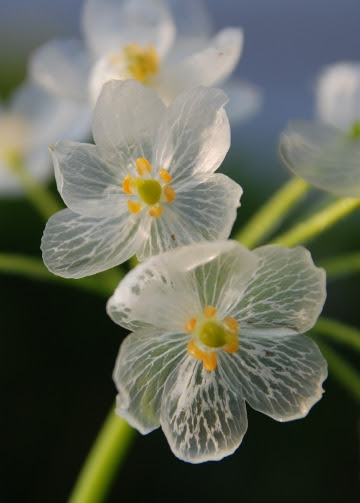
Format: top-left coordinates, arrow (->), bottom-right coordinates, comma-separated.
198,321 -> 227,348
135,179 -> 162,206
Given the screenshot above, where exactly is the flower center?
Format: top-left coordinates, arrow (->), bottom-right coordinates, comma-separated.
185,305 -> 239,372
109,43 -> 159,84
122,157 -> 176,218
348,120 -> 360,139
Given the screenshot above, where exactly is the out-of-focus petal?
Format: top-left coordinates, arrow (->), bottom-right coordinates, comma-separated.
223,79 -> 262,125
279,119 -> 360,197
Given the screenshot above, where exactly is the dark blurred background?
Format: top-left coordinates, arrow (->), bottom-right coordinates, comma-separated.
1,1 -> 360,502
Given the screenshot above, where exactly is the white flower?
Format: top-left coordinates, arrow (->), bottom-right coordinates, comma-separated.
30,0 -> 260,133
279,62 -> 360,197
41,80 -> 242,278
0,82 -> 90,196
107,240 -> 327,463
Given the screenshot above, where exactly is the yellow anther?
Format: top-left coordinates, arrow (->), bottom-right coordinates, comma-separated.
127,200 -> 142,214
224,340 -> 239,354
186,340 -> 217,372
204,305 -> 217,318
149,205 -> 163,218
185,318 -> 197,333
164,186 -> 176,203
123,43 -> 159,83
136,157 -> 152,176
122,174 -> 133,194
224,317 -> 238,333
159,168 -> 172,184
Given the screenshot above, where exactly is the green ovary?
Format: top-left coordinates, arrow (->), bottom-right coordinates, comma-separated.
136,179 -> 162,205
198,321 -> 227,348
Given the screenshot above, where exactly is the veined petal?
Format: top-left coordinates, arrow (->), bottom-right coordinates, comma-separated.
107,240 -> 240,332
232,245 -> 326,334
136,173 -> 242,259
220,334 -> 327,421
82,0 -> 175,59
153,86 -> 230,183
316,62 -> 360,130
113,329 -> 188,434
92,80 -> 166,161
279,119 -> 360,197
223,79 -> 263,125
160,353 -> 248,463
50,141 -> 128,217
41,208 -> 142,278
157,28 -> 243,103
29,39 -> 90,102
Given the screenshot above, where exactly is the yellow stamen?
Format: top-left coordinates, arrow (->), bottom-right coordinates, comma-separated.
187,340 -> 217,371
136,157 -> 152,176
185,318 -> 197,333
159,168 -> 172,184
127,200 -> 142,214
164,186 -> 176,203
122,174 -> 133,194
224,317 -> 238,333
149,205 -> 163,218
204,305 -> 217,318
224,340 -> 239,354
123,43 -> 159,83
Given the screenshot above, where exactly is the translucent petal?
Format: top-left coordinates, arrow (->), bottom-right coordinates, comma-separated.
41,208 -> 143,278
156,28 -> 243,103
279,119 -> 360,197
82,0 -> 175,59
223,79 -> 263,125
136,173 -> 242,259
316,62 -> 360,130
153,86 -> 230,183
113,329 -> 188,434
92,80 -> 166,162
160,353 -> 248,463
50,141 -> 129,217
107,240 -> 240,332
220,334 -> 327,421
29,39 -> 90,101
232,245 -> 326,334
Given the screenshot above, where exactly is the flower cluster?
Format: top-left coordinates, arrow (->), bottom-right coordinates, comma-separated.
4,0 -> 338,464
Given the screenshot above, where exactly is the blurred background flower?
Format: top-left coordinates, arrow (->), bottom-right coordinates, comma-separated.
1,1 -> 359,502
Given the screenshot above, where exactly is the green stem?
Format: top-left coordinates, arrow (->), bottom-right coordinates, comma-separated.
314,317 -> 360,352
320,251 -> 360,279
10,158 -> 62,219
0,253 -> 122,297
68,408 -> 136,503
271,198 -> 360,247
235,178 -> 309,248
311,337 -> 360,403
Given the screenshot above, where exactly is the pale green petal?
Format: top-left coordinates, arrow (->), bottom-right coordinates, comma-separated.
107,240 -> 240,332
232,245 -> 326,334
316,62 -> 360,130
220,334 -> 327,421
82,0 -> 175,58
41,208 -> 142,278
223,79 -> 262,125
279,120 -> 360,197
156,28 -> 243,103
136,174 -> 242,259
92,80 -> 166,162
29,38 -> 89,101
153,86 -> 230,183
50,141 -> 129,217
160,354 -> 248,463
113,329 -> 188,434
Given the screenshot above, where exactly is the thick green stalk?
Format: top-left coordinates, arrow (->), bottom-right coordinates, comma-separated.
271,198 -> 360,247
68,409 -> 136,503
314,317 -> 360,352
320,251 -> 360,279
235,177 -> 309,248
